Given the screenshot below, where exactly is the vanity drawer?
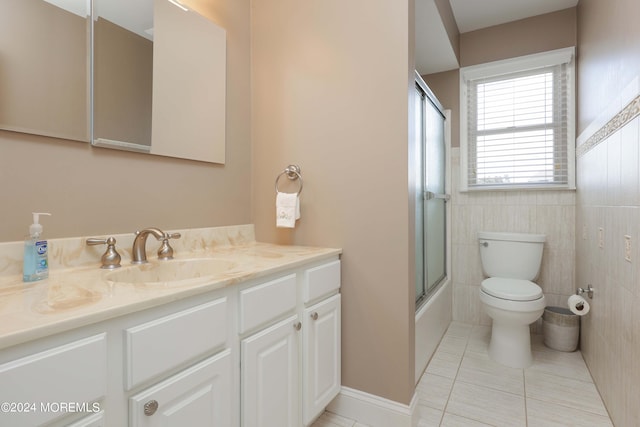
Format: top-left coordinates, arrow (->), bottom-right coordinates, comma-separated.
303,260 -> 341,304
0,334 -> 107,427
239,274 -> 297,334
125,298 -> 228,390
129,350 -> 232,426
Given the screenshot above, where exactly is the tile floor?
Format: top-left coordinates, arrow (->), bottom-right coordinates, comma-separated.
312,322 -> 614,427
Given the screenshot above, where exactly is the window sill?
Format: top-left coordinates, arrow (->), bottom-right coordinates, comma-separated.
460,185 -> 576,192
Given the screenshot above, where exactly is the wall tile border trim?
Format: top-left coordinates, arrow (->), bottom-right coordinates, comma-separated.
576,94 -> 640,157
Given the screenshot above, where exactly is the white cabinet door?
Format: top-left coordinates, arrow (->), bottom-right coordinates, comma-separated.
241,315 -> 300,427
130,349 -> 232,427
303,294 -> 341,426
0,334 -> 107,427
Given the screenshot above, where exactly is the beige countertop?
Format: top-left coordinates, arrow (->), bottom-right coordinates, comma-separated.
0,225 -> 340,350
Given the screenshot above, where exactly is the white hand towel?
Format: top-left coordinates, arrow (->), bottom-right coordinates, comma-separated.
276,192 -> 300,228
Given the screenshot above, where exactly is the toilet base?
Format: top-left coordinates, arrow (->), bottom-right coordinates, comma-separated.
488,322 -> 533,368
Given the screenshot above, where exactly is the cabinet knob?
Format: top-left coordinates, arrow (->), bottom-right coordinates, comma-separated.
293,321 -> 302,331
144,399 -> 159,416
310,312 -> 319,320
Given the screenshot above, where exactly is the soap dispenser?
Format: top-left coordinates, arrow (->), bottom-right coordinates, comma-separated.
23,212 -> 52,283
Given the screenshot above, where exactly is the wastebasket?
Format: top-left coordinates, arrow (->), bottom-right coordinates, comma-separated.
542,306 -> 579,352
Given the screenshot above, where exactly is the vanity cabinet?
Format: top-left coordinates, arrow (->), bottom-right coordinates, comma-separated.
241,260 -> 341,427
0,257 -> 340,427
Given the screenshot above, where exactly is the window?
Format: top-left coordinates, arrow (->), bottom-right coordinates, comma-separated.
460,48 -> 575,190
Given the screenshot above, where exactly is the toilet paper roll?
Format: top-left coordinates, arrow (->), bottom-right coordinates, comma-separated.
568,294 -> 590,316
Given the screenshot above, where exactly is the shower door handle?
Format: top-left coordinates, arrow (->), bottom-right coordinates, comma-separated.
424,191 -> 450,202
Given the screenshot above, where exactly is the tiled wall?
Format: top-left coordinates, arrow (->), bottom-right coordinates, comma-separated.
450,148 -> 576,328
576,103 -> 640,427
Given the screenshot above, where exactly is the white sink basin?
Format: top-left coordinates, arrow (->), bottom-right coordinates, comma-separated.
105,258 -> 236,284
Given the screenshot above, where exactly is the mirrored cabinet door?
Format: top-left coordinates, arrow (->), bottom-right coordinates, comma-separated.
91,0 -> 227,164
0,0 -> 91,142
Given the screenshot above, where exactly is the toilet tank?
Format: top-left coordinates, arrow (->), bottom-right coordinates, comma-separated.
478,231 -> 545,280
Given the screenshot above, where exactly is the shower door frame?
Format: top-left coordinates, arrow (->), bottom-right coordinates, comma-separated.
414,72 -> 449,311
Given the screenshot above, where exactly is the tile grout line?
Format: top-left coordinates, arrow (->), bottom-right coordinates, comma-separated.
524,395 -> 613,420
578,349 -> 616,422
523,365 -> 528,427
436,326 -> 472,426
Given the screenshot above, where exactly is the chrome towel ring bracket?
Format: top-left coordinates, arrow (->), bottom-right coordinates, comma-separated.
275,164 -> 303,195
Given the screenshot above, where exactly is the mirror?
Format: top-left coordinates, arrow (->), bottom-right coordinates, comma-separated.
0,0 -> 90,142
92,0 -> 226,164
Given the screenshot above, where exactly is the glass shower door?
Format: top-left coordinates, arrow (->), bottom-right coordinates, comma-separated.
414,76 -> 447,308
423,96 -> 446,294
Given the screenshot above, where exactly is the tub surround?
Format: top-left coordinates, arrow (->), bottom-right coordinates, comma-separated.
0,224 -> 341,350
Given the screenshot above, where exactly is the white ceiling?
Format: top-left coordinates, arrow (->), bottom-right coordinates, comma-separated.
415,0 -> 579,75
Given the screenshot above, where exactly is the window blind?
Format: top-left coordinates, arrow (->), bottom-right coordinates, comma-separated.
461,49 -> 574,190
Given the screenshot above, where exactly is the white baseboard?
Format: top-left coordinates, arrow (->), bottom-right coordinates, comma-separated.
326,386 -> 418,427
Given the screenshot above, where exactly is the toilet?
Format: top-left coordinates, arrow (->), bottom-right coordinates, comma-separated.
478,231 -> 546,368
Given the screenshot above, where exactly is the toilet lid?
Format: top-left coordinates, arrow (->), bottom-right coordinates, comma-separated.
481,277 -> 543,301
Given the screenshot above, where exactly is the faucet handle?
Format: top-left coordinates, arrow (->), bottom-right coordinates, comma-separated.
86,237 -> 122,269
157,232 -> 181,260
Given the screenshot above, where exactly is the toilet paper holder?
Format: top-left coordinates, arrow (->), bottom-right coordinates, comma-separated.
576,284 -> 595,299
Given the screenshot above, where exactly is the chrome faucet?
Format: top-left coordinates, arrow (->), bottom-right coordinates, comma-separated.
131,228 -> 166,264
131,228 -> 182,263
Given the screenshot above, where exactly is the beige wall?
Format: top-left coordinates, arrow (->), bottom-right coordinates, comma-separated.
460,8 -> 577,68
0,0 -> 251,242
251,0 -> 415,404
576,0 -> 640,426
0,0 -> 88,142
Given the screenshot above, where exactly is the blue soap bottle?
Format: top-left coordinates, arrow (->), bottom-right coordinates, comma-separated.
23,212 -> 52,283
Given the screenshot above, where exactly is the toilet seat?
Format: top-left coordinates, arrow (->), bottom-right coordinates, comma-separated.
481,277 -> 543,301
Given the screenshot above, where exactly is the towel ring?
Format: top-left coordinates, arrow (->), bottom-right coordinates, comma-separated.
275,165 -> 303,195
